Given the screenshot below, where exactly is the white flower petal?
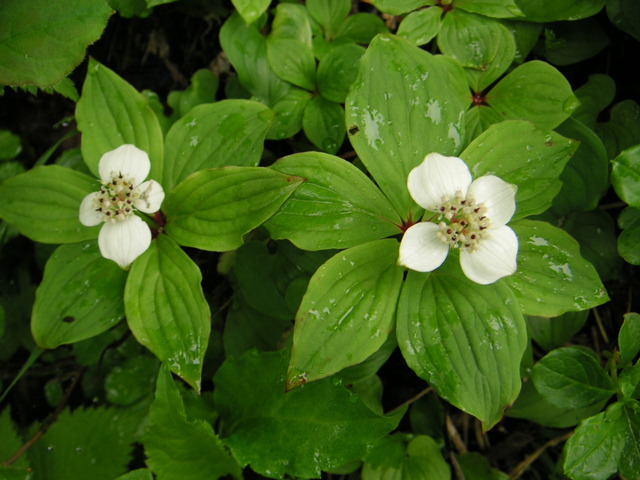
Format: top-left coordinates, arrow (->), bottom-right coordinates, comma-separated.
98,216 -> 152,269
398,222 -> 450,272
460,225 -> 518,285
98,144 -> 151,185
79,192 -> 103,226
134,180 -> 165,213
407,153 -> 473,210
467,175 -> 517,226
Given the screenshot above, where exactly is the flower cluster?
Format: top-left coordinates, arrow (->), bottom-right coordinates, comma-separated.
79,144 -> 165,269
399,153 -> 518,285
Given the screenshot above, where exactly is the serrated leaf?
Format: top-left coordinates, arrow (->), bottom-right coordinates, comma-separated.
514,0 -> 605,22
505,220 -> 609,317
27,407 -> 136,480
267,38 -> 316,91
532,346 -> 614,409
0,407 -> 28,470
231,0 -> 270,25
550,118 -> 609,215
612,144 -> 640,209
145,367 -> 241,480
397,7 -> 442,46
31,241 -> 126,349
164,167 -> 302,251
220,12 -> 290,105
266,152 -> 401,250
397,266 -> 527,430
485,60 -> 579,130
346,34 -> 468,216
438,10 -> 516,91
302,96 -> 345,154
0,165 -> 99,244
287,239 -> 403,388
0,0 -> 111,88
162,100 -> 273,190
620,313 -> 640,366
124,235 -> 210,391
114,470 -> 153,480
214,349 -> 404,479
461,120 -> 578,220
563,402 -> 627,480
317,44 -> 365,103
76,59 -> 164,180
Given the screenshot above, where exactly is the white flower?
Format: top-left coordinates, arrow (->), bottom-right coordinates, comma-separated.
398,153 -> 518,285
79,144 -> 165,269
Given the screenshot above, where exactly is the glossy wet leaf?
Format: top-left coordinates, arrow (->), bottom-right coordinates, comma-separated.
214,349 -> 405,478
397,266 -> 527,430
231,0 -> 270,25
485,60 -> 579,131
164,167 -> 303,252
76,59 -> 164,180
124,235 -> 210,391
162,100 -> 273,190
302,96 -> 345,154
533,346 -> 614,409
145,367 -> 241,480
612,144 -> 640,209
266,152 -> 401,250
0,0 -> 111,87
396,7 -> 442,46
505,220 -> 609,317
0,165 -> 99,244
461,120 -> 578,220
346,34 -> 468,216
32,241 -> 126,349
287,239 -> 403,388
438,10 -> 516,91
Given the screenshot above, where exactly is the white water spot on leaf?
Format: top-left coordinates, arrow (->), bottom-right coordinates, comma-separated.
529,235 -> 549,246
186,118 -> 197,127
448,123 -> 461,149
362,110 -> 386,151
309,309 -> 320,318
549,262 -> 572,278
426,99 -> 441,124
189,136 -> 199,147
487,316 -> 502,331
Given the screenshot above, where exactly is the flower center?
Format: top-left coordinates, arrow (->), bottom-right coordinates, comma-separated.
93,172 -> 140,223
434,191 -> 490,252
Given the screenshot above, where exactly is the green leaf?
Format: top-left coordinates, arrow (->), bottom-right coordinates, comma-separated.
506,379 -> 607,428
550,118 -> 609,216
618,207 -> 640,265
286,239 -> 403,388
620,313 -> 640,366
231,0 -> 271,25
486,60 -> 580,130
124,235 -> 211,391
0,407 -> 28,469
270,3 -> 313,46
267,87 -> 312,140
620,401 -> 640,478
508,20 -> 543,63
370,0 -> 434,15
541,20 -> 609,66
0,0 -> 111,87
167,69 -> 219,118
527,310 -> 588,351
267,38 -> 316,91
461,120 -> 578,220
397,267 -> 527,430
596,100 -> 640,160
363,434 -> 451,480
266,152 -> 401,250
612,144 -> 640,209
346,34 -> 468,217
334,13 -> 389,44
514,0 -> 605,22
438,10 -> 516,92
76,59 -> 164,180
164,167 -> 303,252
31,241 -> 126,349
307,0 -> 351,38
563,402 -> 627,480
219,13 -> 290,105
456,0 -> 523,17
317,44 -> 365,103
396,7 -> 442,46
572,74 -> 616,129
505,220 -> 609,317
27,407 -> 136,480
0,130 -> 22,161
114,470 -> 154,480
302,96 -> 345,154
145,366 -> 241,480
214,349 -> 404,478
458,452 -> 510,480
607,0 -> 640,42
619,361 -> 640,400
162,100 -> 273,190
0,165 -> 99,244
105,353 -> 158,406
532,346 -> 614,409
